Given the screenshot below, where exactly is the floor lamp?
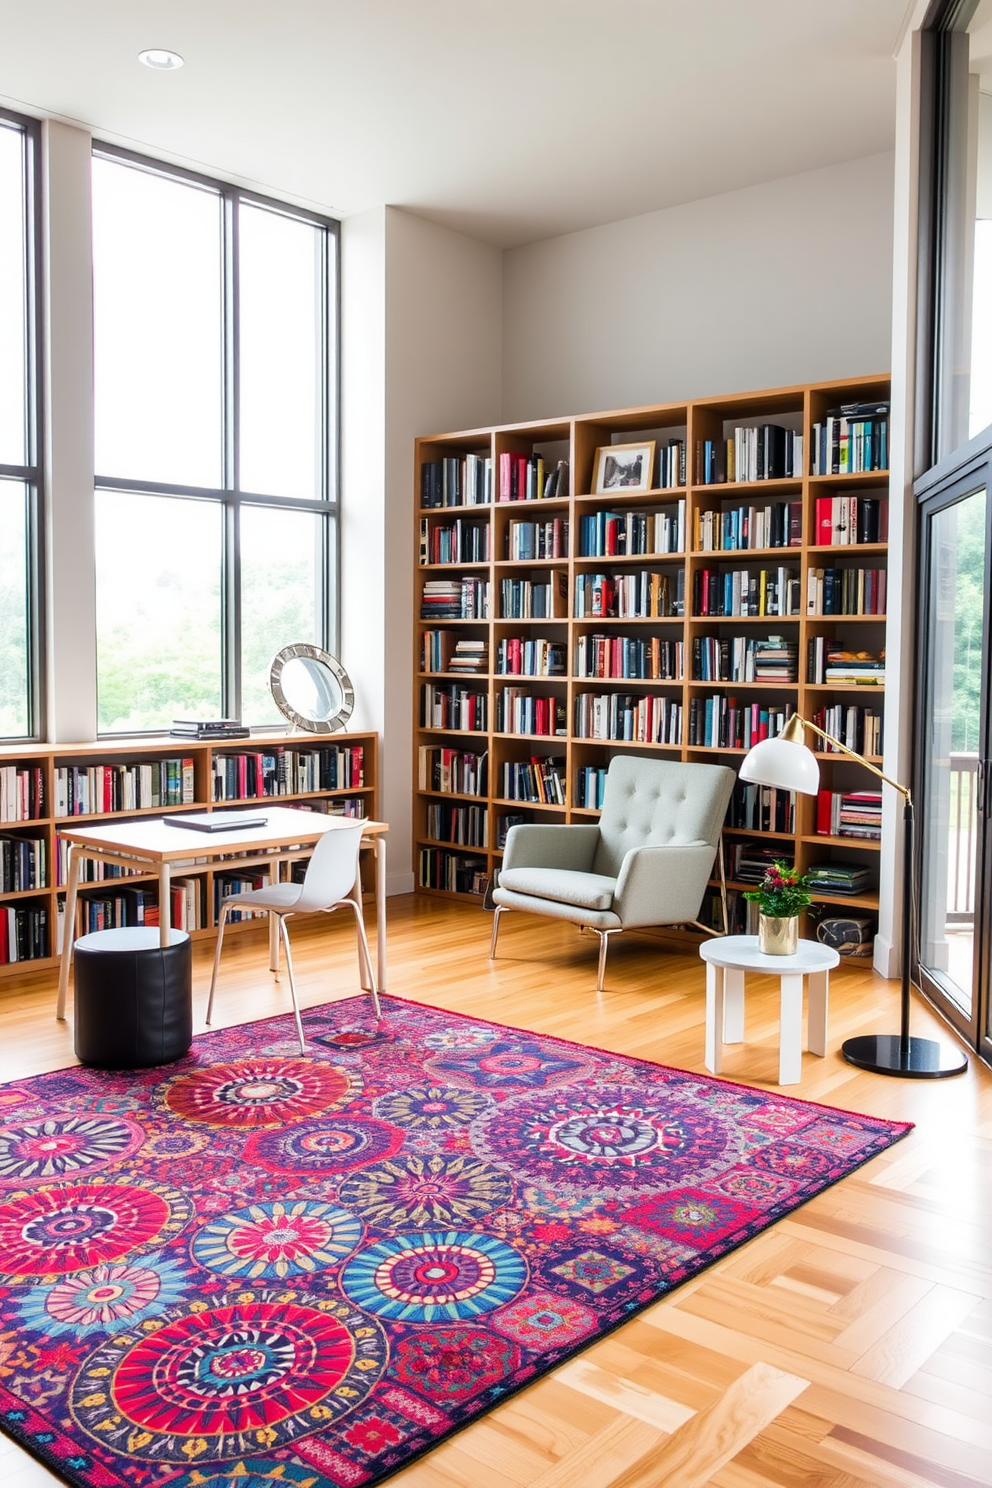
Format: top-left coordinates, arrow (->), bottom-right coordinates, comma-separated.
739,713 -> 967,1079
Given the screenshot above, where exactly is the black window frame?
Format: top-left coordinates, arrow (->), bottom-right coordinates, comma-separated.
91,142 -> 341,735
0,107 -> 45,742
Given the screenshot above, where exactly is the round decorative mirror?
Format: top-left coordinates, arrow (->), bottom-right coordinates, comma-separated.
269,644 -> 355,734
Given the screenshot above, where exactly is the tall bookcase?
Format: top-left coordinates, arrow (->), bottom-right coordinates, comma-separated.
414,376 -> 890,947
0,731 -> 377,977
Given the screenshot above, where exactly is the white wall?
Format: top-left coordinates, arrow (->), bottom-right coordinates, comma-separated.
342,207 -> 502,894
502,152 -> 895,421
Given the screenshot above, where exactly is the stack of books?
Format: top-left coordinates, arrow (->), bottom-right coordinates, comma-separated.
752,636 -> 799,682
731,842 -> 793,883
447,640 -> 489,675
807,863 -> 873,895
822,649 -> 885,685
170,719 -> 249,740
420,580 -> 463,619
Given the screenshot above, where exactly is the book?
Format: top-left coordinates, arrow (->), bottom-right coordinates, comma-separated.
165,811 -> 268,833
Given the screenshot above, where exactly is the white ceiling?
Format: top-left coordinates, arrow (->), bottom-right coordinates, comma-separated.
0,0 -> 910,248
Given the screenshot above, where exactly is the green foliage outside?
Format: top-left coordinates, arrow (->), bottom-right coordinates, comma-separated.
950,492 -> 986,753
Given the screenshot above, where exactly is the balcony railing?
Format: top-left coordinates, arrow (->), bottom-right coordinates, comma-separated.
948,751 -> 979,924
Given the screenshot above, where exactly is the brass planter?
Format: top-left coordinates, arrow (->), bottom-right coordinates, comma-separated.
758,913 -> 799,956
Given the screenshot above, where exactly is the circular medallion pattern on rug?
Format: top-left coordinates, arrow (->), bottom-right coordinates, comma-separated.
244,1115 -> 403,1177
337,1152 -> 513,1229
0,1115 -> 144,1185
161,1059 -> 361,1129
428,1037 -> 590,1090
191,1200 -> 364,1280
70,1290 -> 388,1461
373,1085 -> 492,1131
472,1082 -> 743,1195
0,1180 -> 194,1279
340,1229 -> 527,1322
167,1467 -> 326,1488
13,1249 -> 189,1335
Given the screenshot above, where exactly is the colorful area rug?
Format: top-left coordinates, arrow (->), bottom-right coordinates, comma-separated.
0,995 -> 911,1488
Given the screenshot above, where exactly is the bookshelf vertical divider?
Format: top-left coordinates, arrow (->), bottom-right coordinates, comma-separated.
415,377 -> 890,949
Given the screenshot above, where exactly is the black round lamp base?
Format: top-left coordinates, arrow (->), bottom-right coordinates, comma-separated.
841,1033 -> 968,1079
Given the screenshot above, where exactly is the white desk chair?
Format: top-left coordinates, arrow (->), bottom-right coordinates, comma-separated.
206,820 -> 380,1053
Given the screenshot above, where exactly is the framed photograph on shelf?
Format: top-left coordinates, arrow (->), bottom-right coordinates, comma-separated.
593,441 -> 657,494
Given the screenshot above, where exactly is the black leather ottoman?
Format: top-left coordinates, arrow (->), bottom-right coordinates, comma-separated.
73,927 -> 193,1068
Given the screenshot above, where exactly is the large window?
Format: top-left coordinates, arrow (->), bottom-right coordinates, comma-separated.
0,111 -> 41,740
91,148 -> 338,733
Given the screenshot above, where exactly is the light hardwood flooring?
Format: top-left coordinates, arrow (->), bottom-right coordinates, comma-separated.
0,895 -> 989,1488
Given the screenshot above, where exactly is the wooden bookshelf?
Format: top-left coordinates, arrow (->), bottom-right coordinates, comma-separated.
413,376 -> 889,944
0,731 -> 377,977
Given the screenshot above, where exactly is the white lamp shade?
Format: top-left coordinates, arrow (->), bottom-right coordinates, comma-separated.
739,734 -> 820,796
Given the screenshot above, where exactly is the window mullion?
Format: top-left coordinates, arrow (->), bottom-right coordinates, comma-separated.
224,190 -> 240,719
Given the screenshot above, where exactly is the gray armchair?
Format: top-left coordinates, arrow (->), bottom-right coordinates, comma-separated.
489,755 -> 735,990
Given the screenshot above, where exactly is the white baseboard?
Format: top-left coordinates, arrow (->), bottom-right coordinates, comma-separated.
872,933 -> 897,979
386,871 -> 416,896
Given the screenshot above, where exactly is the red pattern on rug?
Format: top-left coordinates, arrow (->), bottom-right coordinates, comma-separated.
0,995 -> 911,1488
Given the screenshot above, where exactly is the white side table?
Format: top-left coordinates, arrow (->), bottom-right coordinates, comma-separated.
699,934 -> 840,1085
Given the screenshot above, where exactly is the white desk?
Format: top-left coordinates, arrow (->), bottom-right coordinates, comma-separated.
699,934 -> 839,1085
57,807 -> 388,1020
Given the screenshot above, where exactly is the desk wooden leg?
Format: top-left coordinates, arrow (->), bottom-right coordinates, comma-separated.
779,974 -> 804,1084
723,968 -> 745,1044
807,970 -> 829,1056
158,864 -> 171,947
56,843 -> 82,1021
704,962 -> 725,1074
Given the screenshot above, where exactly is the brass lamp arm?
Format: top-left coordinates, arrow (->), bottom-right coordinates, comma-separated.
782,713 -> 912,804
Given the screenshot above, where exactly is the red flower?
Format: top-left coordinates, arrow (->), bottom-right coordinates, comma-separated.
345,1416 -> 404,1455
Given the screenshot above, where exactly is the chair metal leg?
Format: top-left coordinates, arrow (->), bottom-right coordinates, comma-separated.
489,905 -> 505,960
344,897 -> 381,1019
596,930 -> 614,993
269,909 -> 280,978
206,901 -> 231,1026
277,914 -> 306,1055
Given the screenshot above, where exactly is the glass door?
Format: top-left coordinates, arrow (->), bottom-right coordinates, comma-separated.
917,459 -> 992,1056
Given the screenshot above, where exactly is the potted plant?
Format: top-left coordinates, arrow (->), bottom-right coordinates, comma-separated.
743,860 -> 812,955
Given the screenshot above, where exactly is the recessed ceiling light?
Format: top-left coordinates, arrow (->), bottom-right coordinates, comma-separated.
138,48 -> 184,71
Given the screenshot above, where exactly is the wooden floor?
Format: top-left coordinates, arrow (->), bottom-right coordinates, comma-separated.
1,895 -> 990,1488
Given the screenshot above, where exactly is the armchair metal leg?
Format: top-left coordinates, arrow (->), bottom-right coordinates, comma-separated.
489,905 -> 505,960
596,930 -> 616,993
206,901 -> 232,1026
277,914 -> 306,1055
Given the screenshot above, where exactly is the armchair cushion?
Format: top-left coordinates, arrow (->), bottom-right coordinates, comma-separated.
501,823 -> 601,874
497,866 -> 616,912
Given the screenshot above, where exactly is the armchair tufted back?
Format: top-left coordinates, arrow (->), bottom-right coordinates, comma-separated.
591,756 -> 735,879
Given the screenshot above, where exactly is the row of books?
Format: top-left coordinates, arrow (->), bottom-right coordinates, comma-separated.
730,842 -> 791,883
687,697 -> 790,750
0,832 -> 47,893
420,453 -> 492,508
810,403 -> 889,475
495,638 -> 566,677
417,747 -> 487,796
495,690 -> 565,737
816,790 -> 883,839
499,453 -> 569,503
577,504 -> 686,558
499,757 -> 566,805
212,745 -> 365,801
56,759 -> 195,817
692,567 -> 802,618
425,803 -> 488,848
78,878 -> 206,934
814,495 -> 889,545
420,683 -> 488,732
693,501 -> 803,553
575,765 -> 607,810
499,574 -> 567,620
419,518 -> 490,566
692,635 -> 798,684
573,693 -> 683,744
506,518 -> 569,561
806,567 -> 887,617
418,850 -> 489,895
655,438 -> 687,489
695,425 -> 804,484
0,765 -> 44,823
809,703 -> 883,757
574,635 -> 684,681
215,872 -> 269,922
574,570 -> 684,619
0,902 -> 49,963
729,781 -> 795,834
497,813 -> 527,849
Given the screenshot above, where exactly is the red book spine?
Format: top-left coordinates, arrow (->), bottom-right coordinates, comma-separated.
816,497 -> 833,545
817,790 -> 833,835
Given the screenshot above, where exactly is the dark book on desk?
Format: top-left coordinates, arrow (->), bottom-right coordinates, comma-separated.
170,719 -> 250,740
165,811 -> 268,833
